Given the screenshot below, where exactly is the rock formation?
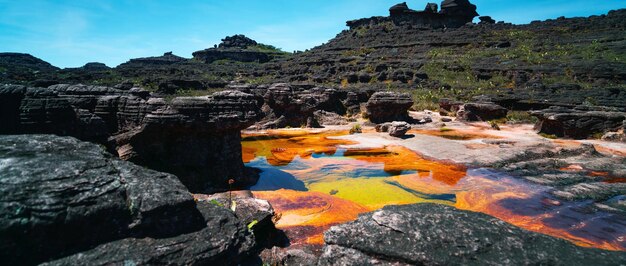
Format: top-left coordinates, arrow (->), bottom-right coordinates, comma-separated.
365,92 -> 413,123
456,102 -> 508,121
192,35 -> 287,64
319,203 -> 626,265
0,84 -> 262,193
531,106 -> 626,139
348,0 -> 479,29
0,135 -> 258,265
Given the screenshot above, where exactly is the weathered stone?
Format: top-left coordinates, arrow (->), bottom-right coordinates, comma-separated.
531,106 -> 626,139
375,121 -> 411,137
457,102 -> 508,121
365,92 -> 413,123
319,203 -> 626,265
0,135 -> 256,265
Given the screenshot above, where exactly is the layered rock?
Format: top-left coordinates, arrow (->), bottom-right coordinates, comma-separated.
531,106 -> 626,139
0,135 -> 257,265
365,92 -> 413,123
0,84 -> 262,193
349,0 -> 479,29
319,203 -> 626,265
112,91 -> 262,192
254,83 -> 365,129
456,102 -> 508,121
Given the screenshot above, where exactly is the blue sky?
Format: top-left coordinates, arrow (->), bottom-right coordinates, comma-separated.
1,0 -> 624,68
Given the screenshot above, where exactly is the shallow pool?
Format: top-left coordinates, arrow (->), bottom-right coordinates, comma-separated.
242,130 -> 626,251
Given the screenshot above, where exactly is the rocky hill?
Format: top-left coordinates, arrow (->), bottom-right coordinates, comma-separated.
1,2 -> 625,111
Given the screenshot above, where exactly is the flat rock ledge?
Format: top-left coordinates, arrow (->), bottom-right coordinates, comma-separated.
319,203 -> 626,266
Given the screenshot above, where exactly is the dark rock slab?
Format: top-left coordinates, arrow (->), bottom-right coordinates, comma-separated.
43,202 -> 255,266
0,135 -> 256,265
365,92 -> 413,123
319,203 -> 626,265
457,102 -> 508,121
531,106 -> 626,139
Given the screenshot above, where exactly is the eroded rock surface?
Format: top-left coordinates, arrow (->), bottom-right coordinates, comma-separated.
456,102 -> 508,121
0,84 -> 261,192
532,106 -> 626,139
365,92 -> 413,123
0,135 -> 256,265
319,203 -> 626,265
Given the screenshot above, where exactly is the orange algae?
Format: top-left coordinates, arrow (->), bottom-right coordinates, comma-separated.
243,130 -> 626,252
253,189 -> 369,245
345,145 -> 467,186
455,175 -> 626,251
241,131 -> 355,166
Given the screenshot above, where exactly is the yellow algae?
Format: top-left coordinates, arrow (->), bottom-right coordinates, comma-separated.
253,189 -> 369,245
307,178 -> 423,209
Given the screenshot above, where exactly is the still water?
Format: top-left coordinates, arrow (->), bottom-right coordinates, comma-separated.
242,130 -> 626,251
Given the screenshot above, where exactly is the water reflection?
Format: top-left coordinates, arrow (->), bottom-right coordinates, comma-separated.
242,130 -> 626,251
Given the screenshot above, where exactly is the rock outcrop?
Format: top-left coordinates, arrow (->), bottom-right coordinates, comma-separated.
319,203 -> 626,265
365,92 -> 413,123
375,121 -> 412,137
0,84 -> 262,193
0,135 -> 257,265
192,35 -> 287,64
532,106 -> 626,139
456,102 -> 508,121
348,0 -> 479,29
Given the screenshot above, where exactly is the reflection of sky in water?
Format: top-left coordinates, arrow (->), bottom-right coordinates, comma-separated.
243,134 -> 626,251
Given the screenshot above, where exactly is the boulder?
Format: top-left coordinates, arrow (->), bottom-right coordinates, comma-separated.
531,106 -> 626,139
365,92 -> 413,123
440,0 -> 479,19
438,98 -> 463,115
479,15 -> 496,24
319,203 -> 626,265
456,102 -> 508,121
375,121 -> 411,137
601,132 -> 626,142
0,135 -> 256,265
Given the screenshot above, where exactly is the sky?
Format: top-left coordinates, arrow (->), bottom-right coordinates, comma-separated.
0,0 -> 624,68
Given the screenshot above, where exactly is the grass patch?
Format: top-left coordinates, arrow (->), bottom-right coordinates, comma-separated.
506,111 -> 538,124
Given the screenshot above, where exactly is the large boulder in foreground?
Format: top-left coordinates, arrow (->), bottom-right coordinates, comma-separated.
319,203 -> 626,265
0,135 -> 256,265
531,106 -> 626,139
365,92 -> 413,123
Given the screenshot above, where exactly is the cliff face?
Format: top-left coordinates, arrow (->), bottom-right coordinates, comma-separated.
0,84 -> 262,193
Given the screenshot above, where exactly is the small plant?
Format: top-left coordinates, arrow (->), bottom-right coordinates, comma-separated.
350,124 -> 362,134
488,120 -> 501,131
208,199 -> 224,207
228,178 -> 235,211
247,220 -> 259,232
